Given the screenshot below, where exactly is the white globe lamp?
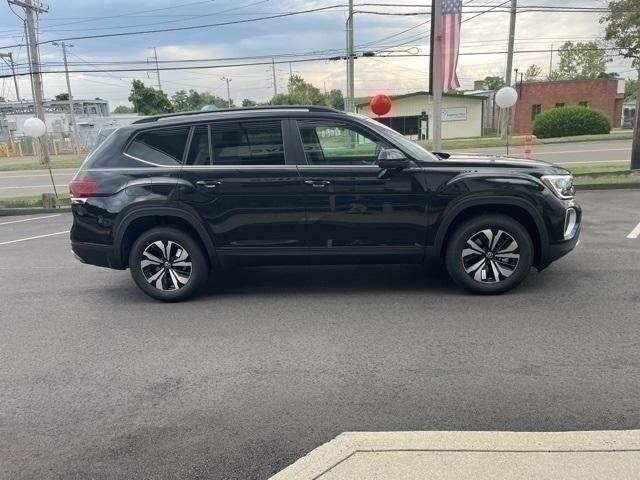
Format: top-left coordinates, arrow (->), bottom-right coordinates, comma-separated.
495,86 -> 518,109
23,117 -> 47,138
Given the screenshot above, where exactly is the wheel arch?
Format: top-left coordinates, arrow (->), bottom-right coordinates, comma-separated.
113,207 -> 217,269
435,197 -> 549,269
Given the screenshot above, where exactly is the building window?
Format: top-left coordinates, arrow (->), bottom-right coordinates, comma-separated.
579,101 -> 589,107
531,104 -> 542,120
555,103 -> 565,108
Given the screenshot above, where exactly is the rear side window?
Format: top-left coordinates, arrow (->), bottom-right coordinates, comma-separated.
126,127 -> 190,166
211,121 -> 285,166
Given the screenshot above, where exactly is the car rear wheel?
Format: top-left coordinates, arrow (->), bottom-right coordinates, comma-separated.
129,227 -> 208,302
445,214 -> 533,294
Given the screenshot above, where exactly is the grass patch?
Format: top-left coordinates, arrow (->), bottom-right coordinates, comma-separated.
0,194 -> 70,209
0,154 -> 84,172
567,163 -> 630,176
418,130 -> 633,151
574,171 -> 640,188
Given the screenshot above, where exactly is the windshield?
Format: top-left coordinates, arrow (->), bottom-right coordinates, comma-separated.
350,113 -> 439,162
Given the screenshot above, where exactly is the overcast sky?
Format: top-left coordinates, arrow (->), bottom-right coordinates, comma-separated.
0,0 -> 632,110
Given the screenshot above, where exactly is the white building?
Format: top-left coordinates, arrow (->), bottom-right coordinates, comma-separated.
355,91 -> 485,140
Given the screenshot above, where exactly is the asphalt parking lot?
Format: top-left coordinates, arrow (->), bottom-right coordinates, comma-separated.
1,189 -> 639,479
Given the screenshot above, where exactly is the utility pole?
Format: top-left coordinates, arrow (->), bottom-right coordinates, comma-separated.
345,0 -> 355,112
271,57 -> 277,96
501,0 -> 517,140
152,47 -> 162,91
632,67 -> 640,172
431,0 -> 443,151
52,42 -> 80,154
11,0 -> 49,162
0,53 -> 21,101
221,76 -> 232,108
549,44 -> 553,77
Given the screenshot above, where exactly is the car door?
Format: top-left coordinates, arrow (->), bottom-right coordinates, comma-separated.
292,118 -> 429,258
177,119 -> 306,256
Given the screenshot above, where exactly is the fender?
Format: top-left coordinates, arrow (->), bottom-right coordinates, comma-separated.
433,195 -> 549,266
113,206 -> 218,269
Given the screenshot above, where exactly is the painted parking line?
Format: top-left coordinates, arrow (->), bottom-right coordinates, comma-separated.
0,173 -> 72,179
627,222 -> 640,239
0,230 -> 69,246
0,214 -> 61,226
0,184 -> 57,190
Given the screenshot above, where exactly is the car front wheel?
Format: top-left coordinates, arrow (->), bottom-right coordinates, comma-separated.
129,227 -> 208,302
445,214 -> 533,294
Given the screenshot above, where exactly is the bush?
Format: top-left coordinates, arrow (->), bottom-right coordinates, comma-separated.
532,106 -> 611,138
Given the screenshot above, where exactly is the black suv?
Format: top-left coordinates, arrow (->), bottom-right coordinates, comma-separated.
70,106 -> 580,301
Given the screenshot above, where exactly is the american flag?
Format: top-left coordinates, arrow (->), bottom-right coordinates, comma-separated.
442,0 -> 462,91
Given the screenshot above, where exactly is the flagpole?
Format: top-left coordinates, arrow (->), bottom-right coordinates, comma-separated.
432,0 -> 443,152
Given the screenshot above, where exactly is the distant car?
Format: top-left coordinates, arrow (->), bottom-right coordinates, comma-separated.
69,106 -> 581,301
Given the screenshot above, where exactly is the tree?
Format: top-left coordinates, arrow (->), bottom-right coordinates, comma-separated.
625,79 -> 637,100
548,41 -> 610,80
55,92 -> 69,101
112,105 -> 134,114
242,98 -> 257,107
602,0 -> 640,171
128,80 -> 173,115
482,76 -> 505,90
171,90 -> 190,111
523,64 -> 542,81
324,89 -> 345,110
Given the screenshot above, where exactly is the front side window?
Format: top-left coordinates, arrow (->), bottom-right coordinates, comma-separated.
297,120 -> 388,165
126,127 -> 190,166
211,121 -> 285,166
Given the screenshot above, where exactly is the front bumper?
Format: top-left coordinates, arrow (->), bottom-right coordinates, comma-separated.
547,223 -> 581,263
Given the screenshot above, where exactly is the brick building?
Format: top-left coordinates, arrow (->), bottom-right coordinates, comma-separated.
512,78 -> 625,133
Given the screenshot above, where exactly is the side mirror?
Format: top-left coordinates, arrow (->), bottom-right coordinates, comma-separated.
378,148 -> 411,169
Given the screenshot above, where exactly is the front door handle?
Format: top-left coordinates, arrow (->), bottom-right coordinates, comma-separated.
196,180 -> 222,189
304,180 -> 331,188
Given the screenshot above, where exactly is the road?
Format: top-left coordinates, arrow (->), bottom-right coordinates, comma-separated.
0,139 -> 632,198
1,191 -> 640,480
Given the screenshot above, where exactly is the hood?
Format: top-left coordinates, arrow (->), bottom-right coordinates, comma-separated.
435,153 -> 569,174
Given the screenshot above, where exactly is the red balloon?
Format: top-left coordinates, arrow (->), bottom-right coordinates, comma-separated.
370,94 -> 392,116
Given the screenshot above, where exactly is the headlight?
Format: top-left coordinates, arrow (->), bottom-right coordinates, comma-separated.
541,174 -> 575,199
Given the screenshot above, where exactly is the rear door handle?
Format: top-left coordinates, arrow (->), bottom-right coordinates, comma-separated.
304,180 -> 331,188
196,180 -> 222,189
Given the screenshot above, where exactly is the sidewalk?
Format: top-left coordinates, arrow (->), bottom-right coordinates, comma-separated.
271,430 -> 640,479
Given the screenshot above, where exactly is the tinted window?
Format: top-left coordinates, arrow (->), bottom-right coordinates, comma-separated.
297,120 -> 388,165
126,127 -> 189,166
211,121 -> 285,166
186,125 -> 211,165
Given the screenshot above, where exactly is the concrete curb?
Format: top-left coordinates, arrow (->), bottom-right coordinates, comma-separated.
0,207 -> 71,216
270,430 -> 640,479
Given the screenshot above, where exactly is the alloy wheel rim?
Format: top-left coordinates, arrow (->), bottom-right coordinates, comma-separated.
461,229 -> 520,284
141,240 -> 192,291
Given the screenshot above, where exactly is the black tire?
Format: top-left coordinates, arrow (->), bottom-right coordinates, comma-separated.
129,227 -> 208,302
445,214 -> 533,295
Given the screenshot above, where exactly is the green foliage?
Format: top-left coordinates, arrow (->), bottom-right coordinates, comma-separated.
112,105 -> 134,114
171,89 -> 233,111
128,80 -> 173,115
602,0 -> 640,69
54,92 -> 69,101
242,98 -> 257,107
533,106 -> 611,138
625,78 -> 638,100
548,41 -> 610,80
523,64 -> 542,81
269,75 -> 344,109
482,76 -> 505,90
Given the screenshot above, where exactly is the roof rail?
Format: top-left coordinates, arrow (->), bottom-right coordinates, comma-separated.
131,105 -> 340,124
